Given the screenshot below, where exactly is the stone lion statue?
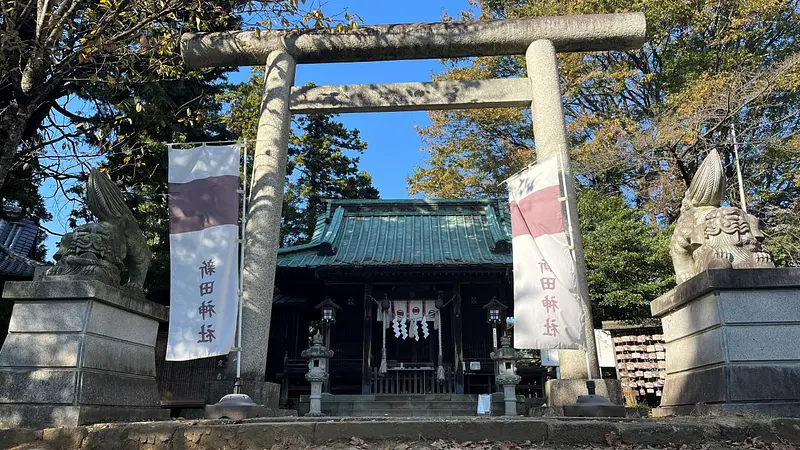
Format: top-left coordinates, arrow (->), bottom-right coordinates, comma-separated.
670,149 -> 774,284
45,169 -> 151,292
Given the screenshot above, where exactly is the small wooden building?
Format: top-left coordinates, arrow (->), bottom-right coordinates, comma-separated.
0,210 -> 44,341
268,199 -> 544,407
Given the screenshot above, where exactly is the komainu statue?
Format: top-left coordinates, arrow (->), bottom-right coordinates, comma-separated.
45,169 -> 151,292
670,149 -> 774,284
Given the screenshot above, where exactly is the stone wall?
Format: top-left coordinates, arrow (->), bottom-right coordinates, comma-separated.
2,416 -> 800,449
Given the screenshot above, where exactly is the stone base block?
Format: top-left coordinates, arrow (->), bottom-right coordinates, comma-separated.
0,280 -> 169,429
563,394 -> 626,418
529,405 -> 648,418
545,379 -> 622,406
204,403 -> 270,420
652,269 -> 800,416
205,380 -> 281,408
563,403 -> 626,417
0,404 -> 169,428
653,402 -> 800,418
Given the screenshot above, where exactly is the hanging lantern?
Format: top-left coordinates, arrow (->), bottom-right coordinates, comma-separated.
315,297 -> 342,324
483,296 -> 507,325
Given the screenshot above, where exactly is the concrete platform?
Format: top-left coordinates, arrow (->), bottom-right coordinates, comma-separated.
2,416 -> 800,449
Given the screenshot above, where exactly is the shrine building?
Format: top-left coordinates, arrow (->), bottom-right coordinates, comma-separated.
268,198 -> 546,414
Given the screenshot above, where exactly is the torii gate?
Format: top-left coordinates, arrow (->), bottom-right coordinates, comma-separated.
180,12 -> 647,400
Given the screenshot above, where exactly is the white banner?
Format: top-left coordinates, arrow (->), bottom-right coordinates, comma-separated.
507,156 -> 586,350
378,300 -> 439,341
166,144 -> 241,361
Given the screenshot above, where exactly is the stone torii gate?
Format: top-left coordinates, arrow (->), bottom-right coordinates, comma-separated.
180,12 -> 647,403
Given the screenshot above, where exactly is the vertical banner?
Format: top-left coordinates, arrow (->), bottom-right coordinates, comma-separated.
507,156 -> 586,350
166,144 -> 241,361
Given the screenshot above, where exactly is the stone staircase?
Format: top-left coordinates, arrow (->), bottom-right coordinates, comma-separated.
298,394 -> 507,417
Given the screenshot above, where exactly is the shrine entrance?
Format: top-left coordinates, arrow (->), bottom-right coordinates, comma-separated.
266,199 -> 516,410
372,298 -> 455,394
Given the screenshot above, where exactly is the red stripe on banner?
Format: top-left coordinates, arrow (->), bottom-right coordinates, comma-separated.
169,175 -> 240,234
510,185 -> 564,239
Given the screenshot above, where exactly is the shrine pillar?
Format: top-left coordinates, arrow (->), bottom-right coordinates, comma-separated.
452,283 -> 465,394
237,50 -> 296,399
525,39 -> 600,379
362,283 -> 373,394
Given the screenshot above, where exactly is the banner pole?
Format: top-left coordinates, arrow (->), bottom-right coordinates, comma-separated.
558,153 -> 596,388
584,350 -> 594,382
234,139 -> 248,393
556,153 -> 577,258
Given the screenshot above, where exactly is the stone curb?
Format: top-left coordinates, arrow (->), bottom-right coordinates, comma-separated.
2,417 -> 799,449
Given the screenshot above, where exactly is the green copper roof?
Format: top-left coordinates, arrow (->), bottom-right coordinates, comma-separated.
277,199 -> 512,269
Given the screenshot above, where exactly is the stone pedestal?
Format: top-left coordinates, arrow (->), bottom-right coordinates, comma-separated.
501,385 -> 518,416
0,280 -> 170,428
545,379 -> 623,407
307,380 -> 325,416
651,268 -> 800,417
205,380 -> 281,409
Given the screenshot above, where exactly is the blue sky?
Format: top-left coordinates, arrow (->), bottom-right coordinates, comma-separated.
40,0 -> 474,257
288,0 -> 473,199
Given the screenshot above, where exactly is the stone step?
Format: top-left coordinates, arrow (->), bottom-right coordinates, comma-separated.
344,409 -> 479,417
310,394 -> 482,402
345,401 -> 478,411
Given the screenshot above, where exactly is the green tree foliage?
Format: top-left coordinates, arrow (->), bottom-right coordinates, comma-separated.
221,76 -> 379,246
407,0 -> 800,321
281,114 -> 380,245
578,189 -> 673,324
0,0 -> 357,216
66,70 -> 378,299
69,80 -> 232,301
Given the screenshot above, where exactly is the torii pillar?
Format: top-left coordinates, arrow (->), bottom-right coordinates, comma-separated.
180,13 -> 646,404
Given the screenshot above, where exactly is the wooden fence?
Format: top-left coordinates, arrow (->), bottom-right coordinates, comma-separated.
371,367 -> 455,394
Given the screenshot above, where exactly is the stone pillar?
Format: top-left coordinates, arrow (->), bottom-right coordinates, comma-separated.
526,39 -> 600,379
302,333 -> 333,417
237,50 -> 296,395
0,280 -> 169,428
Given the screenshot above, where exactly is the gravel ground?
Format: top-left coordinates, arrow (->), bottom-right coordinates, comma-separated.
271,437 -> 798,450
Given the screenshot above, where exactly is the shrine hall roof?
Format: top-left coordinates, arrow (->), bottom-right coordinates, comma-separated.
276,199 -> 512,269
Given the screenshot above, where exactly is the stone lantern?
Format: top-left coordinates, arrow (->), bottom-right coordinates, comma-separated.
301,331 -> 334,416
491,334 -> 521,416
483,296 -> 507,349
